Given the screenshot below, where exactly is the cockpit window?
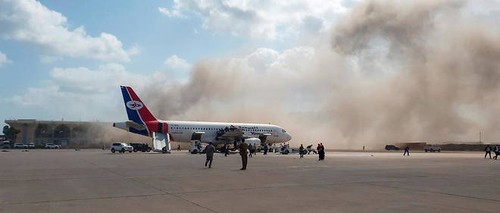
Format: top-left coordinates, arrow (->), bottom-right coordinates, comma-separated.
282,129 -> 286,133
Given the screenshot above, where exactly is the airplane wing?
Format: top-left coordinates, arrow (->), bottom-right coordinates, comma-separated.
215,128 -> 271,145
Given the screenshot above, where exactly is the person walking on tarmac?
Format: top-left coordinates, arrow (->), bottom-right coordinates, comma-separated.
239,140 -> 249,170
248,144 -> 254,158
403,145 -> 410,156
263,143 -> 269,155
223,143 -> 229,157
493,145 -> 500,160
204,142 -> 216,168
485,145 -> 492,159
299,144 -> 305,158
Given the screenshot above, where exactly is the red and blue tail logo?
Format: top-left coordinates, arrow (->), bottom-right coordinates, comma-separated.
120,86 -> 158,136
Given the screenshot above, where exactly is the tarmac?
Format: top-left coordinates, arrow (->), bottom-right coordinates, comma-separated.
0,149 -> 499,213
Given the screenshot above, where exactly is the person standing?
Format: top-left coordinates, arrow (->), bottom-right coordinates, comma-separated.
224,143 -> 229,157
248,144 -> 254,158
204,142 -> 216,168
239,140 -> 248,170
318,143 -> 325,161
403,145 -> 410,156
263,143 -> 268,155
299,144 -> 304,158
485,145 -> 492,159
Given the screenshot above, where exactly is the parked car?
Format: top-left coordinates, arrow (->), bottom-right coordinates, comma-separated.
129,143 -> 152,152
14,143 -> 28,149
28,143 -> 35,148
111,143 -> 133,153
45,143 -> 61,149
1,141 -> 10,149
424,145 -> 441,152
385,145 -> 400,151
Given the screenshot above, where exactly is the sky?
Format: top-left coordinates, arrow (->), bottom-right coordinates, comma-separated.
1,0 -> 499,148
0,0 -> 349,122
0,0 -> 351,123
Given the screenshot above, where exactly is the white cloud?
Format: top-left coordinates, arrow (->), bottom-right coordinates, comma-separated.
0,0 -> 135,62
163,55 -> 192,83
164,55 -> 191,71
244,48 -> 279,72
159,0 -> 348,40
9,63 -> 171,121
49,64 -> 169,93
158,7 -> 184,18
0,51 -> 12,66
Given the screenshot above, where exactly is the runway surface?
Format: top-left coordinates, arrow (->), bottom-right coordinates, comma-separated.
0,149 -> 499,213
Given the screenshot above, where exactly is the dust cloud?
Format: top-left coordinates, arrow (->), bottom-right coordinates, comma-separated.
137,0 -> 500,149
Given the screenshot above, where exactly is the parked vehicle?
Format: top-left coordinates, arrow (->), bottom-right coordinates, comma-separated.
14,143 -> 28,149
129,143 -> 152,152
28,143 -> 35,148
385,145 -> 400,151
424,145 -> 441,152
111,143 -> 133,153
1,141 -> 10,149
45,143 -> 61,149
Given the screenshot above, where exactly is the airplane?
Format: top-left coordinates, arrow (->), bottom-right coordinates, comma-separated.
113,86 -> 292,153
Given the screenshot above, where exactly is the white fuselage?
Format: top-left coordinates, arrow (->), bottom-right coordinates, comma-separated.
164,120 -> 292,144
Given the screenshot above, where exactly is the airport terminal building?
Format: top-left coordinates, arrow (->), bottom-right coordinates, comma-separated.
4,119 -> 150,148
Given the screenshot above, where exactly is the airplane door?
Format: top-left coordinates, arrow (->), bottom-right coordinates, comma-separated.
191,132 -> 202,141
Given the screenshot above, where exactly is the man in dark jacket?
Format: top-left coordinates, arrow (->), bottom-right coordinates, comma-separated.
205,142 -> 216,168
239,140 -> 248,170
403,146 -> 410,156
485,145 -> 492,159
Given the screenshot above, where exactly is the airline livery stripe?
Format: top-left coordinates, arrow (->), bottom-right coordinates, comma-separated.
125,87 -> 150,136
124,86 -> 163,137
121,86 -> 149,136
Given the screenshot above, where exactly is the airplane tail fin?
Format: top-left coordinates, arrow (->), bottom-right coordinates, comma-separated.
118,86 -> 171,152
120,86 -> 158,136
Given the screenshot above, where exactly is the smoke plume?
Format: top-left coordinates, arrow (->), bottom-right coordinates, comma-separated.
136,0 -> 500,149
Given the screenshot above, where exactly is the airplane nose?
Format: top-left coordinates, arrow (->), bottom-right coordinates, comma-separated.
287,133 -> 292,141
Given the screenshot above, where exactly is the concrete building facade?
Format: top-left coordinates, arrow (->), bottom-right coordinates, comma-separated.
4,119 -> 150,148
